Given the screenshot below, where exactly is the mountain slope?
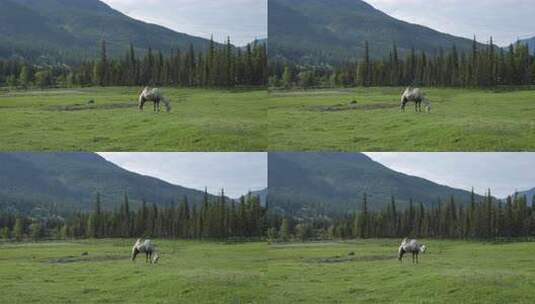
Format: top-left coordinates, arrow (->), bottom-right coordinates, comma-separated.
0,0 -> 217,61
0,153 -> 218,214
520,37 -> 535,55
268,153 -> 482,216
269,0 -> 477,64
516,188 -> 535,206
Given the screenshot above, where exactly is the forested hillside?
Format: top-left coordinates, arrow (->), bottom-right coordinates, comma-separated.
269,0 -> 477,64
0,0 -> 216,61
268,153 -> 481,217
0,153 -> 218,214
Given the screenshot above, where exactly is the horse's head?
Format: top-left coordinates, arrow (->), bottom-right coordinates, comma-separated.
163,98 -> 172,112
152,253 -> 160,264
131,247 -> 140,261
423,100 -> 432,112
398,246 -> 405,261
400,97 -> 408,111
420,245 -> 427,254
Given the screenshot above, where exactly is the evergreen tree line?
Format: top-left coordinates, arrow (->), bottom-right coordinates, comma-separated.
0,190 -> 266,241
267,191 -> 535,242
0,38 -> 267,89
269,38 -> 535,89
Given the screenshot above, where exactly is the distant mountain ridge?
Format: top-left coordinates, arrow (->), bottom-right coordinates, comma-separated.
515,188 -> 535,206
268,153 -> 484,217
249,188 -> 268,206
0,153 -> 221,214
520,37 -> 535,55
0,0 -> 219,61
269,0 -> 479,64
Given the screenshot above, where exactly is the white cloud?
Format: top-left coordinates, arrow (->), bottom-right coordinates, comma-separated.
365,153 -> 535,198
98,153 -> 267,198
366,0 -> 535,45
101,0 -> 267,46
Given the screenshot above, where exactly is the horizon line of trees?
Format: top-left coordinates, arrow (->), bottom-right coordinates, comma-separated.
0,38 -> 267,89
0,190 -> 266,241
269,37 -> 535,89
266,190 -> 535,242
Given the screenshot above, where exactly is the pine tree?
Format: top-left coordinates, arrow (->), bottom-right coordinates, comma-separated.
19,65 -> 32,89
281,66 -> 292,89
30,222 -> 43,241
280,218 -> 290,241
14,218 -> 23,241
1,226 -> 10,240
358,193 -> 369,238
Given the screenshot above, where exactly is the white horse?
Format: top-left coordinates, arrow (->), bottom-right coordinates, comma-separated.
398,238 -> 427,264
400,87 -> 432,112
131,239 -> 159,264
138,87 -> 171,112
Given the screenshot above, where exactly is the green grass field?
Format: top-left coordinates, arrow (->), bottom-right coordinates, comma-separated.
2,239 -> 535,303
267,239 -> 535,303
267,87 -> 535,151
0,240 -> 269,303
0,87 -> 267,151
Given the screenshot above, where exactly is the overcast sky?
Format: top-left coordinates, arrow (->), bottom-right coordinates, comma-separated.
101,0 -> 267,46
365,153 -> 535,198
99,153 -> 267,198
366,0 -> 535,45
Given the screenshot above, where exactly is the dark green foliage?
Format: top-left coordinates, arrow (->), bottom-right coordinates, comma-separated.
13,218 -> 24,241
0,39 -> 267,88
0,191 -> 266,241
271,40 -> 534,88
274,191 -> 535,241
0,226 -> 9,239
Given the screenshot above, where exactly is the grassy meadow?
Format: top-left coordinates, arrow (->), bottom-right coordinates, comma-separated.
0,240 -> 269,304
2,239 -> 535,303
266,239 -> 535,303
0,87 -> 267,151
267,87 -> 535,151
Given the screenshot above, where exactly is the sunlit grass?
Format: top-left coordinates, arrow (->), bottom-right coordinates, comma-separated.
267,87 -> 535,151
0,87 -> 267,152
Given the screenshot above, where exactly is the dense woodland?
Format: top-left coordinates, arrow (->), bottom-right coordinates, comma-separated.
3,189 -> 535,242
267,191 -> 535,242
270,38 -> 535,88
0,190 -> 266,241
0,38 -> 267,89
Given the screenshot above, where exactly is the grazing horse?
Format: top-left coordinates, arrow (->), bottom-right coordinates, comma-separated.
131,239 -> 159,264
400,87 -> 432,112
138,87 -> 172,112
398,238 -> 427,264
